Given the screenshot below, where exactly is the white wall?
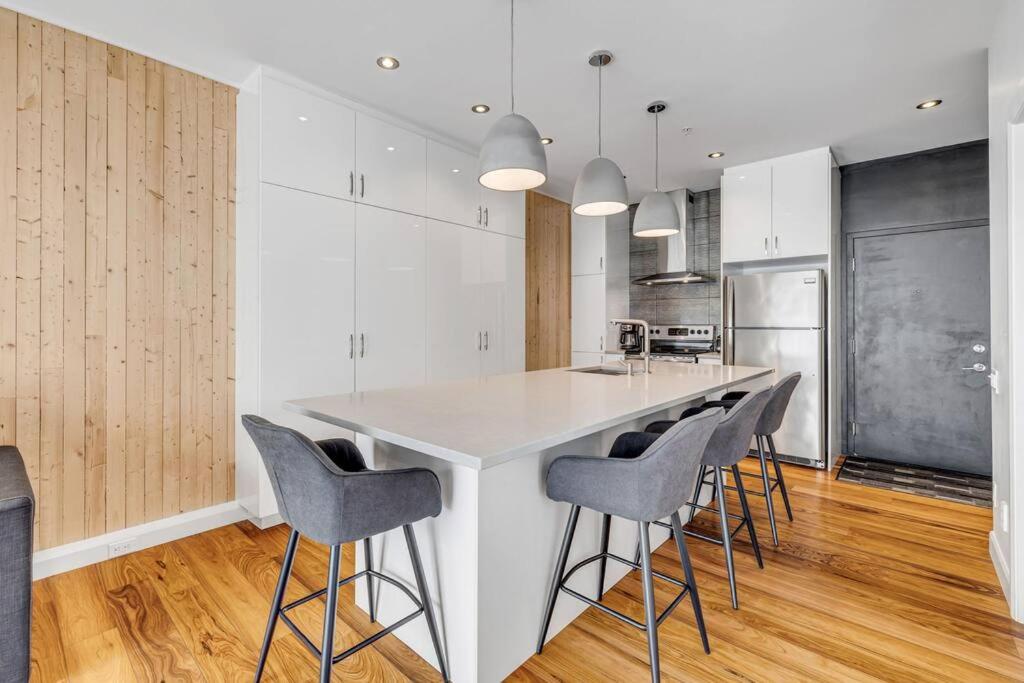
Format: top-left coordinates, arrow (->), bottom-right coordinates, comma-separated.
988,0 -> 1024,621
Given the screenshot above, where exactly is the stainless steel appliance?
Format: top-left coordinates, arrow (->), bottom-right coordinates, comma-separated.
724,270 -> 827,468
648,325 -> 717,363
618,323 -> 645,354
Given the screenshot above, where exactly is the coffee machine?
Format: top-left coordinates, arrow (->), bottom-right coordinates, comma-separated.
618,323 -> 646,355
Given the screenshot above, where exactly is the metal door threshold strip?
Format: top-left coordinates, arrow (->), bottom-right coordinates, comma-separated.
836,455 -> 992,507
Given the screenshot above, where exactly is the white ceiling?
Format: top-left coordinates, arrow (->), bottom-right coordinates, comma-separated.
9,0 -> 997,201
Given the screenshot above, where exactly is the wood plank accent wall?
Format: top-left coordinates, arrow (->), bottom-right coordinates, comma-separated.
0,8 -> 237,550
525,190 -> 571,371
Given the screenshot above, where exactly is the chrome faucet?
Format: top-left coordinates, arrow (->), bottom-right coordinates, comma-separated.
610,319 -> 652,375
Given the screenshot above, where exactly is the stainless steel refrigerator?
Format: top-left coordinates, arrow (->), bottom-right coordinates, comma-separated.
724,270 -> 827,468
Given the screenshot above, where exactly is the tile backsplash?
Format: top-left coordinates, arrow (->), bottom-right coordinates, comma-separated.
629,188 -> 721,326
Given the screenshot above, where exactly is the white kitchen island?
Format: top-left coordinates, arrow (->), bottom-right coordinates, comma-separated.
285,361 -> 772,682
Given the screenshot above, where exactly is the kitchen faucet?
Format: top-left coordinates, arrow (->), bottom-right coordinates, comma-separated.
610,319 -> 652,375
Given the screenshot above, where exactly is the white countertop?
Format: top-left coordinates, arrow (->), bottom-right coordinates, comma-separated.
285,361 -> 773,470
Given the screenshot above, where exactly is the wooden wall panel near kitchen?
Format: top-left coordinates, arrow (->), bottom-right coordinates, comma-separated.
525,191 -> 572,370
0,7 -> 236,550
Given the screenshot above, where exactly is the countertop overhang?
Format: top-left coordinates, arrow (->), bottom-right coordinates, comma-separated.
285,362 -> 773,470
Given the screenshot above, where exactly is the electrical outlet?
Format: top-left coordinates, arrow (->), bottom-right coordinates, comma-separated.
108,539 -> 135,558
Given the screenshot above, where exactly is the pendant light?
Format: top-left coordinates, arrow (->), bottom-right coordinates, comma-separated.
478,0 -> 547,191
633,101 -> 680,237
572,51 -> 627,216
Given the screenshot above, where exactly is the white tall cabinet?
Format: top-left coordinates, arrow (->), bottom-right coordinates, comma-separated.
570,212 -> 629,367
238,70 -> 526,525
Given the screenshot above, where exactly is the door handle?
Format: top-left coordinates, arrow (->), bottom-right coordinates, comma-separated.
477,206 -> 482,225
774,235 -> 779,254
360,174 -> 365,198
478,331 -> 482,351
349,171 -> 354,196
484,207 -> 489,226
961,363 -> 986,372
484,331 -> 489,351
360,333 -> 366,358
349,333 -> 354,359
763,236 -> 769,256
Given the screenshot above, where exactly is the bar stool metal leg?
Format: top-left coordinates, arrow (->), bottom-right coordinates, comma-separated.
714,468 -> 739,609
319,544 -> 342,683
732,464 -> 764,569
363,537 -> 377,623
404,524 -> 451,683
536,505 -> 581,654
669,512 -> 710,654
597,513 -> 611,599
637,521 -> 660,683
767,435 -> 794,521
756,436 -> 780,546
687,465 -> 708,523
255,528 -> 300,682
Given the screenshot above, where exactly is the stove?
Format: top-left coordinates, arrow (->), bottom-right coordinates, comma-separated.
647,324 -> 718,363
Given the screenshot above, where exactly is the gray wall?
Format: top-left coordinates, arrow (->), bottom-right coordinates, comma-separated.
629,188 -> 722,326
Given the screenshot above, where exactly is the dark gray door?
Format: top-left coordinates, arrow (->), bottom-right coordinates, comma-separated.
851,225 -> 991,474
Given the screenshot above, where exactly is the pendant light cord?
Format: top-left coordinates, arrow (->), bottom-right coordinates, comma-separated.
654,111 -> 660,192
510,0 -> 516,113
597,62 -> 603,157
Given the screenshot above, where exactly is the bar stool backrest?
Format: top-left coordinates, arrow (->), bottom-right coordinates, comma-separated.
700,387 -> 772,467
756,372 -> 801,436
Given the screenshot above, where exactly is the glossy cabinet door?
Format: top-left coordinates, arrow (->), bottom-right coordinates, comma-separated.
571,214 -> 606,275
261,76 -> 355,200
770,148 -> 830,258
426,140 -> 480,228
426,220 -> 483,382
355,204 -> 426,391
571,273 -> 607,353
260,183 -> 355,439
501,235 -> 526,373
479,231 -> 526,376
481,188 -> 526,238
721,161 -> 772,263
355,113 -> 427,216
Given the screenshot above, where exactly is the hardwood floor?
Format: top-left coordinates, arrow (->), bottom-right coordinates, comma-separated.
31,459 -> 1024,681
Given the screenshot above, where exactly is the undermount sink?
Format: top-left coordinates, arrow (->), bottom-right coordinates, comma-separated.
568,366 -> 630,376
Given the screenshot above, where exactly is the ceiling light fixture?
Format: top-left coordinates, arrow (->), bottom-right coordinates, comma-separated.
634,101 -> 680,238
916,99 -> 942,110
708,151 -> 724,159
572,50 -> 628,217
376,55 -> 400,70
471,104 -> 490,114
452,168 -> 461,173
297,115 -> 309,122
540,137 -> 553,145
478,0 -> 547,191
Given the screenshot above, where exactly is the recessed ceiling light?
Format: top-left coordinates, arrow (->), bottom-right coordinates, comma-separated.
708,151 -> 724,159
451,168 -> 461,173
540,137 -> 554,145
376,55 -> 400,70
916,99 -> 942,110
297,115 -> 309,122
386,146 -> 396,152
471,104 -> 490,114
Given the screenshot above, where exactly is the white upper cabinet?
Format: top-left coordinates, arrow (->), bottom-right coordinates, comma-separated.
571,214 -> 606,275
770,148 -> 830,258
355,113 -> 427,216
481,188 -> 526,238
355,204 -> 426,391
261,76 -> 355,199
426,219 -> 483,382
721,161 -> 772,263
722,147 -> 833,264
426,141 -> 480,228
260,183 -> 356,438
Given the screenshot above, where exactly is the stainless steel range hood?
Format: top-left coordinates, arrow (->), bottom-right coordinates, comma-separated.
631,189 -> 711,286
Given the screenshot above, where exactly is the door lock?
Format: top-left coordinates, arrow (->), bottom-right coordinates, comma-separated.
961,362 -> 987,372
972,343 -> 986,353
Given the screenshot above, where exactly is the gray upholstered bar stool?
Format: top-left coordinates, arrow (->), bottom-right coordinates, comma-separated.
241,416 -> 450,683
536,409 -> 724,683
642,387 -> 772,610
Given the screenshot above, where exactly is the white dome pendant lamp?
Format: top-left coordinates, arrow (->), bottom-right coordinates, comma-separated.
572,51 -> 627,216
633,101 -> 680,237
478,0 -> 547,191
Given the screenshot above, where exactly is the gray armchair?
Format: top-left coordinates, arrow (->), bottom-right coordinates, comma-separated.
0,446 -> 33,683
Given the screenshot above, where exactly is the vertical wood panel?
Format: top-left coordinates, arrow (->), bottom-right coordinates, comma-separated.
105,44 -> 127,531
61,29 -> 86,543
162,65 -> 181,516
124,51 -> 146,527
0,9 -> 17,445
84,37 -> 107,538
4,10 -> 235,550
525,191 -> 572,371
39,21 -> 64,548
17,14 -> 42,544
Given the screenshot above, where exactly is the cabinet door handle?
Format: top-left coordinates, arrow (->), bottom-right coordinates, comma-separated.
349,171 -> 354,196
360,333 -> 366,358
360,174 -> 365,198
484,331 -> 489,351
764,236 -> 769,255
599,256 -> 603,271
349,333 -> 354,359
600,335 -> 604,351
774,235 -> 779,254
477,205 -> 482,225
478,331 -> 482,350
484,207 -> 489,226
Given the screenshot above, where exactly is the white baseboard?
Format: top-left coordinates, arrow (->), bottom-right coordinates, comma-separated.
252,512 -> 283,530
33,501 -> 251,580
990,530 -> 1012,606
